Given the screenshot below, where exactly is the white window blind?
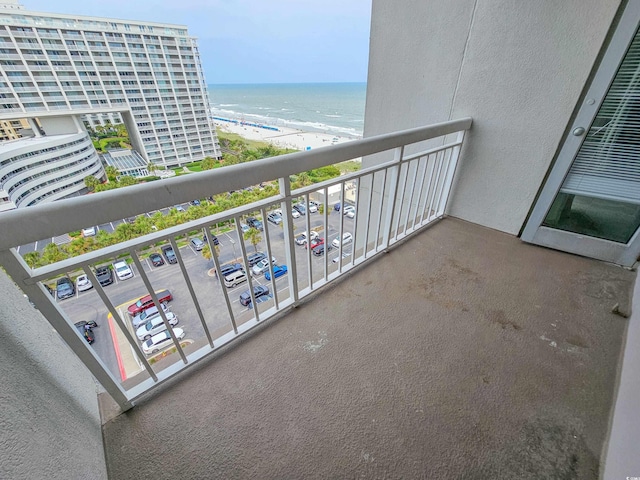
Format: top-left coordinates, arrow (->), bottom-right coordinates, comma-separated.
562,26 -> 640,204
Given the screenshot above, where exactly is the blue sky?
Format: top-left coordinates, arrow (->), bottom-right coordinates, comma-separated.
22,0 -> 372,84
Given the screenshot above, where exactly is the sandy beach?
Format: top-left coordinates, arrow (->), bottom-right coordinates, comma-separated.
213,118 -> 357,152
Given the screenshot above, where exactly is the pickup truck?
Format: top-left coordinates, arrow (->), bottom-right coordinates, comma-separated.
127,289 -> 173,316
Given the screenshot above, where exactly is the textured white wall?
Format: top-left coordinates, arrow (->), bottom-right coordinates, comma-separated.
0,271 -> 108,480
364,0 -> 622,234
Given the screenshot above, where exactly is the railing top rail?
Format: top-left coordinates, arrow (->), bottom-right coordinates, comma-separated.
0,118 -> 471,250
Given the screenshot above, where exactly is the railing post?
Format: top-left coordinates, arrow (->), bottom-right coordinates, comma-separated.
279,176 -> 299,303
439,130 -> 466,216
0,249 -> 134,411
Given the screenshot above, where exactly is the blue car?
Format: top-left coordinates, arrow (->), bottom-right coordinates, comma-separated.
264,264 -> 288,281
334,202 -> 341,212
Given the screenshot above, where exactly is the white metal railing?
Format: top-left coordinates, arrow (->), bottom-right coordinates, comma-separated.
0,118 -> 471,410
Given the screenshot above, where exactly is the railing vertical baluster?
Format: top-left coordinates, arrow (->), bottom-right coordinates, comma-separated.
278,176 -> 299,303
260,206 -> 279,311
351,177 -> 362,263
0,250 -> 134,411
402,159 -> 420,236
410,155 -> 429,230
322,187 -> 329,281
81,264 -> 157,380
362,173 -> 375,258
303,192 -> 313,289
169,236 -> 214,347
426,150 -> 446,222
374,168 -> 388,251
338,181 -> 346,272
393,158 -> 410,240
418,153 -> 437,226
130,250 -> 187,364
234,219 -> 260,322
207,225 -> 238,334
383,146 -> 404,249
438,130 -> 466,216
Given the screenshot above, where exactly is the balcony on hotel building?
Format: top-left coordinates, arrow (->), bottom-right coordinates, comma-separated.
1,117 -> 637,479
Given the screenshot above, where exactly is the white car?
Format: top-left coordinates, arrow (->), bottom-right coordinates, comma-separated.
252,257 -> 276,276
132,304 -> 172,328
136,314 -> 179,340
142,327 -> 185,355
82,226 -> 96,237
331,232 -> 353,249
343,206 -> 356,218
295,230 -> 320,246
113,260 -> 133,280
75,274 -> 93,292
307,202 -> 318,213
291,208 -> 301,219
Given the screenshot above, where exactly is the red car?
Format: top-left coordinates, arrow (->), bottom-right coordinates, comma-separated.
127,289 -> 173,316
306,237 -> 325,250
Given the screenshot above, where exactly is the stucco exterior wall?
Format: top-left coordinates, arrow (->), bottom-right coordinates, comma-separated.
364,0 -> 622,234
0,271 -> 108,480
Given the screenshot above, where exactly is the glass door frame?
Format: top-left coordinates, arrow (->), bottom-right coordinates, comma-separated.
522,1 -> 640,267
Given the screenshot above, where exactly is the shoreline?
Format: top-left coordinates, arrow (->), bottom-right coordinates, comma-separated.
213,117 -> 358,152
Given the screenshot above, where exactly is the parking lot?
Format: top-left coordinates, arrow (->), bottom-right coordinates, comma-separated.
53,206 -> 355,383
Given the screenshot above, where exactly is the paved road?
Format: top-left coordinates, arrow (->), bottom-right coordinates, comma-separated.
53,208 -> 355,382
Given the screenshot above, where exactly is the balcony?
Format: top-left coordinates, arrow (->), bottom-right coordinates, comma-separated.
0,118 -> 635,477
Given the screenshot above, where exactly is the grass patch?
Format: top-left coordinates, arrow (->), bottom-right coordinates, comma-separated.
216,129 -> 274,151
336,160 -> 361,173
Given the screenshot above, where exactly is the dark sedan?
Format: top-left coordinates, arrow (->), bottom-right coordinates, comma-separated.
149,253 -> 165,267
239,285 -> 270,306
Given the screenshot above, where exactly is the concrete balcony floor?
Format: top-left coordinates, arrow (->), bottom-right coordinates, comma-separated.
102,218 -> 635,479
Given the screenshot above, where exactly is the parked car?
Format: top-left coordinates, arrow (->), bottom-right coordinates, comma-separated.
293,204 -> 306,215
190,237 -> 205,251
334,202 -> 341,212
239,285 -> 270,306
219,262 -> 243,277
203,233 -> 219,245
142,328 -> 185,356
132,304 -> 172,328
247,251 -> 267,267
332,232 -> 353,249
113,260 -> 133,280
161,245 -> 177,264
223,269 -> 247,288
312,243 -> 333,256
252,257 -> 276,276
264,264 -> 288,281
82,226 -> 96,237
267,212 -> 282,225
95,265 -> 114,286
127,289 -> 173,316
307,237 -> 325,250
240,223 -> 250,233
136,314 -> 179,341
247,293 -> 274,309
56,277 -> 75,300
175,205 -> 185,212
307,202 -> 318,213
190,199 -> 201,206
76,274 -> 93,292
149,253 -> 165,267
246,217 -> 264,231
75,321 -> 97,344
291,208 -> 301,219
343,205 -> 356,218
295,231 -> 320,246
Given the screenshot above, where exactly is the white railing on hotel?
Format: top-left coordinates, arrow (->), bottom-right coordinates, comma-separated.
0,118 -> 471,410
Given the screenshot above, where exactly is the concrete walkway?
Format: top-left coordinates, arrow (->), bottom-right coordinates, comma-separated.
102,218 -> 635,479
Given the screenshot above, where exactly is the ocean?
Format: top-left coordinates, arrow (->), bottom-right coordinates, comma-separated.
207,83 -> 366,139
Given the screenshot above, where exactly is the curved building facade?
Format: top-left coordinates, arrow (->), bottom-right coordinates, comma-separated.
0,131 -> 104,211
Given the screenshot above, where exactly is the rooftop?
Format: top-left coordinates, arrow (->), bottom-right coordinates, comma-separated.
102,217 -> 634,478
